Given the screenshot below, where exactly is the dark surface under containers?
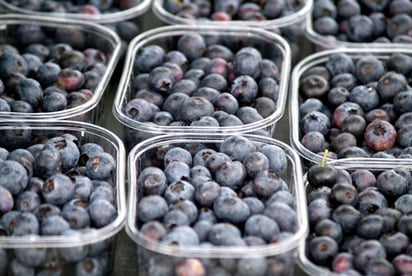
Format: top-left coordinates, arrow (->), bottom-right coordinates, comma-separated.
106,9 -> 299,276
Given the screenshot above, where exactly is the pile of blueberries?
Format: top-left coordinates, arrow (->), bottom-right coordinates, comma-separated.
299,51 -> 412,159
124,31 -> 284,145
160,0 -> 307,62
306,163 -> 412,275
162,0 -> 306,22
0,130 -> 118,275
3,0 -> 143,43
312,0 -> 412,43
0,23 -> 111,116
135,135 -> 299,275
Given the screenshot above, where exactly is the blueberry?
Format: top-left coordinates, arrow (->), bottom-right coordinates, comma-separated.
332,101 -> 364,128
347,15 -> 375,42
88,198 -> 117,228
33,203 -> 61,222
313,0 -> 337,19
253,170 -> 284,198
257,144 -> 287,175
236,106 -> 264,125
377,169 -> 408,198
175,258 -> 206,276
33,148 -> 62,178
162,210 -> 190,230
135,45 -> 165,73
244,214 -> 279,242
232,47 -> 262,79
349,85 -> 380,111
309,236 -> 339,266
137,195 -> 168,222
193,220 -> 213,242
314,16 -> 339,36
215,160 -> 246,190
236,256 -> 268,276
301,130 -> 327,153
213,195 -> 250,224
351,169 -> 376,191
85,152 -> 115,180
353,240 -> 386,272
42,173 -> 74,205
161,225 -> 200,246
264,201 -> 297,232
355,55 -> 386,84
9,259 -> 35,276
164,161 -> 191,183
180,96 -> 214,123
331,252 -> 354,273
356,214 -> 385,239
220,136 -> 256,162
15,190 -> 41,212
40,214 -> 69,235
44,136 -> 80,173
358,187 -> 388,215
62,203 -> 90,229
377,71 -> 408,101
172,199 -> 198,224
0,160 -> 29,194
364,119 -> 397,152
177,33 -> 206,61
332,204 -> 362,233
394,89 -> 412,114
301,110 -> 330,135
393,254 -> 412,274
207,222 -> 241,245
75,257 -> 105,276
140,220 -> 167,241
308,197 -> 332,226
164,180 -> 195,203
138,166 -> 167,196
0,53 -> 28,78
0,186 -> 13,214
200,73 -> 228,91
194,179 -> 220,207
394,194 -> 412,215
326,53 -> 355,76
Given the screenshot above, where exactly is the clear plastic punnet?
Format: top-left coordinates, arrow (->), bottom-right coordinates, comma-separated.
126,133 -> 308,275
289,47 -> 412,166
299,158 -> 412,275
113,25 -> 292,149
152,0 -> 313,30
0,0 -> 151,24
0,119 -> 126,275
306,1 -> 412,51
0,15 -> 122,122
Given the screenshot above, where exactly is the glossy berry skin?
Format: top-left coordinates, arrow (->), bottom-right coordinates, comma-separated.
213,195 -> 250,224
137,195 -> 168,222
364,119 -> 397,152
0,160 -> 29,194
0,186 -> 13,214
309,236 -> 339,266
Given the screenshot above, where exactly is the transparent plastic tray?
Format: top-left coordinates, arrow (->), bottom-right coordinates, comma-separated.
113,25 -> 291,149
0,0 -> 150,24
299,158 -> 412,275
152,0 -> 313,30
0,15 -> 122,122
0,119 -> 126,274
289,47 -> 412,165
126,133 -> 308,275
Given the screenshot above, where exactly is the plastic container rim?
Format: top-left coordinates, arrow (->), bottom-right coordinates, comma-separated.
0,14 -> 122,121
152,0 -> 314,30
113,24 -> 292,136
125,133 -> 309,259
289,47 -> 412,164
0,0 -> 151,24
0,119 -> 127,249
